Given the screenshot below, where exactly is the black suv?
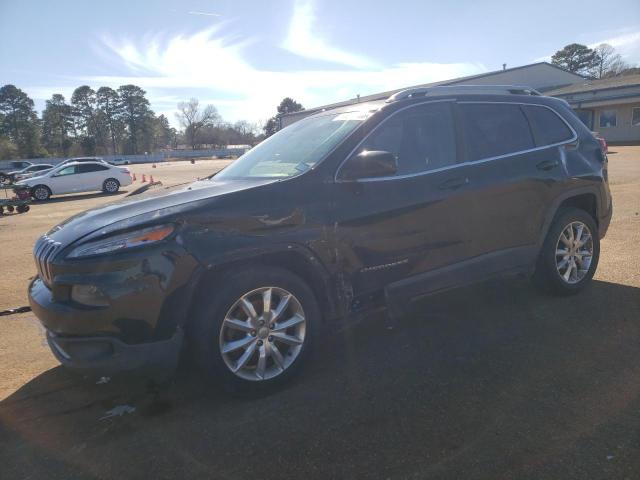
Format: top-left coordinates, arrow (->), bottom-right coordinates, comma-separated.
29,86 -> 612,391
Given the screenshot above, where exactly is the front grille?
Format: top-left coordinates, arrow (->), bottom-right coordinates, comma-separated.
33,235 -> 62,285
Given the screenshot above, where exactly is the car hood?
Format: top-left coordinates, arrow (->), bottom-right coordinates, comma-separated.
15,173 -> 49,185
46,177 -> 278,245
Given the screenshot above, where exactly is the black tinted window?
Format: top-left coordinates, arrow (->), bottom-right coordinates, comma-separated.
523,105 -> 573,146
460,103 -> 534,161
79,164 -> 108,173
359,102 -> 456,175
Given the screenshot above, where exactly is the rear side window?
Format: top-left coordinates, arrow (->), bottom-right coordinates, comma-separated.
460,103 -> 534,161
358,102 -> 457,175
79,164 -> 109,173
523,105 -> 573,146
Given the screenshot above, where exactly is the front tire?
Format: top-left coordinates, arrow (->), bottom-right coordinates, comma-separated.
533,207 -> 600,295
192,266 -> 320,393
31,185 -> 51,201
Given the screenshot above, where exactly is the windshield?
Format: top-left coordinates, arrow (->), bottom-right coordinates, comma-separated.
215,110 -> 371,180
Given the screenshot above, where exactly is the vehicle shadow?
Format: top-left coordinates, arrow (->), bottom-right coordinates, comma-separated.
2,278 -> 640,479
32,191 -> 129,204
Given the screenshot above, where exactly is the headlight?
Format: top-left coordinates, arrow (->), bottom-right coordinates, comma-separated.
67,224 -> 175,258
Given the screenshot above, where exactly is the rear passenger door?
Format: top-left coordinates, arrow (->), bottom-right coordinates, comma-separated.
77,163 -> 110,191
457,101 -> 570,265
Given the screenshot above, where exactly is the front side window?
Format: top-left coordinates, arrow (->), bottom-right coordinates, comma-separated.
460,103 -> 534,161
599,110 -> 617,128
215,109 -> 373,180
632,107 -> 640,127
523,105 -> 574,146
350,102 -> 457,176
54,166 -> 77,176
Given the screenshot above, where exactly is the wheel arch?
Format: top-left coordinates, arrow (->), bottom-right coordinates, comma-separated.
537,188 -> 601,251
185,246 -> 343,332
31,184 -> 52,198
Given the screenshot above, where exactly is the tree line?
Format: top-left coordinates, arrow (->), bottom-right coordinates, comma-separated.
0,85 -> 266,160
551,43 -> 638,78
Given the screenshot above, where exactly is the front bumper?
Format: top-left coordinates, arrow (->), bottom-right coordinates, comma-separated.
28,240 -> 198,374
46,327 -> 183,374
29,276 -> 184,373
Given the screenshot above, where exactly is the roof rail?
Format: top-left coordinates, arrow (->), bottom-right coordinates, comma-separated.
385,85 -> 542,103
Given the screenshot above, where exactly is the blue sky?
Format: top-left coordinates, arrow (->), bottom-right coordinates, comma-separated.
1,0 -> 639,126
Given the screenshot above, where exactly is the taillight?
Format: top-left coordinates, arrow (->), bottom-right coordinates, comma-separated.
598,137 -> 608,154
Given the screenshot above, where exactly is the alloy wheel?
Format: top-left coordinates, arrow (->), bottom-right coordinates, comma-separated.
555,221 -> 594,284
105,180 -> 118,192
219,286 -> 306,381
34,187 -> 49,200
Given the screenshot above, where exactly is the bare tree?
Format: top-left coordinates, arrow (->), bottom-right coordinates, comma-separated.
591,44 -> 628,78
175,98 -> 220,149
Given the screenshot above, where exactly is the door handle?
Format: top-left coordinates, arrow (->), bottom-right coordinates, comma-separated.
438,177 -> 470,190
536,160 -> 559,171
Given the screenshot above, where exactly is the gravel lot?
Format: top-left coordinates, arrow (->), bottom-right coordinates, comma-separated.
1,148 -> 639,479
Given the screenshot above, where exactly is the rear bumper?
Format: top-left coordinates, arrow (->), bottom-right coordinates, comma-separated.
598,201 -> 612,239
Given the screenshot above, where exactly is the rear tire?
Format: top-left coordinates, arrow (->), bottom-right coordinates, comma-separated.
31,185 -> 51,201
0,173 -> 7,184
103,178 -> 120,193
191,266 -> 320,394
532,207 -> 600,296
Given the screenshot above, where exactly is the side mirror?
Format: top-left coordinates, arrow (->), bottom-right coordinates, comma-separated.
340,150 -> 397,180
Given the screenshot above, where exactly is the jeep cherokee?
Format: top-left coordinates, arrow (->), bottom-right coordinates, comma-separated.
28,85 -> 612,391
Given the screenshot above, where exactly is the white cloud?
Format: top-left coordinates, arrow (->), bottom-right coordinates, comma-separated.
588,31 -> 640,64
187,11 -> 221,17
281,0 -> 377,69
534,28 -> 640,64
81,25 -> 484,124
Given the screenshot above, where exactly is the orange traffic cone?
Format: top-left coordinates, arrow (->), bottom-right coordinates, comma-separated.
150,175 -> 154,183
141,174 -> 147,182
132,172 -> 136,181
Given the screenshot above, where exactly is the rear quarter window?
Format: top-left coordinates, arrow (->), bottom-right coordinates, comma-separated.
523,105 -> 574,146
459,103 -> 535,161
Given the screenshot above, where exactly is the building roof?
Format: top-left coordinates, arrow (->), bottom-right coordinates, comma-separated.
281,62 -> 585,119
546,74 -> 640,96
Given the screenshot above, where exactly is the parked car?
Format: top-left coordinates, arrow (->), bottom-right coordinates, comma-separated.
28,86 -> 612,392
109,158 -> 131,165
8,164 -> 54,183
15,161 -> 132,200
57,156 -> 109,168
0,161 -> 32,183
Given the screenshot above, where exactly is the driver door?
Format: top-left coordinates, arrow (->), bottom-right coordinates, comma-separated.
332,101 -> 475,298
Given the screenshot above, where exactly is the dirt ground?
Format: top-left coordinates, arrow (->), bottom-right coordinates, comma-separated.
0,148 -> 639,479
0,158 -> 232,311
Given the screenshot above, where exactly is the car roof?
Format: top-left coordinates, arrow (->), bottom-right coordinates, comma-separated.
304,90 -> 568,125
57,161 -> 110,168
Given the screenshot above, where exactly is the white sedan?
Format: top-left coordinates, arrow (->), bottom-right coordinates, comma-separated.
15,161 -> 133,201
